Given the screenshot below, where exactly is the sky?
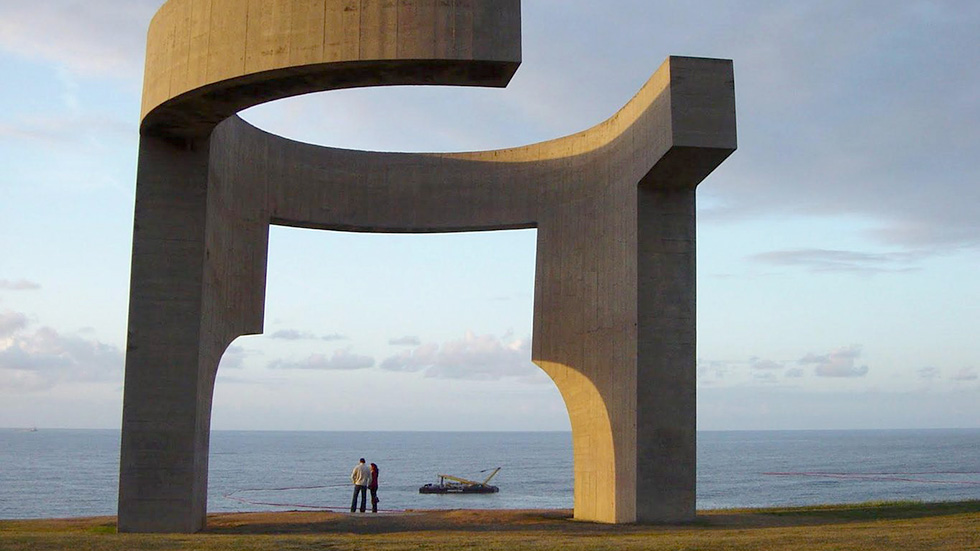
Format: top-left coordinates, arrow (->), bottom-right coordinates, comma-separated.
1,1 -> 978,432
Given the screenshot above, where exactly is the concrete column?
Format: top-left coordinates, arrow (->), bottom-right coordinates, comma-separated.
118,119 -> 273,533
118,136 -> 213,533
635,185 -> 697,522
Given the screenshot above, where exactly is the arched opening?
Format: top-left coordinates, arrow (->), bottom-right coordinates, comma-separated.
207,226 -> 572,513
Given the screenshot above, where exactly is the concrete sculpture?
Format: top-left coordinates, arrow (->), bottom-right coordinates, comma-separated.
119,0 -> 736,533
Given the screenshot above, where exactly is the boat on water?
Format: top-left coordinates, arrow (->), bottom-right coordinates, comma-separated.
419,467 -> 501,494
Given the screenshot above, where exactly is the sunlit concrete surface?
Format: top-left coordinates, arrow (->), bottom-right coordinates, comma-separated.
119,0 -> 736,533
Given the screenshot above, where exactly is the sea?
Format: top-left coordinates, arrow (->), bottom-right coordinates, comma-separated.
1,429 -> 978,520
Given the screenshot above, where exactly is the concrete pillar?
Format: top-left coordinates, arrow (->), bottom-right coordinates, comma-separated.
119,120 -> 272,533
118,136 -> 213,533
636,186 -> 698,522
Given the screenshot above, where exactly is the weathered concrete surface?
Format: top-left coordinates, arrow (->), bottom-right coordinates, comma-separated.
140,0 -> 521,138
120,0 -> 736,533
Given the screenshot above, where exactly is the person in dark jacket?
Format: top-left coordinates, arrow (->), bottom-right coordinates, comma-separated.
369,463 -> 380,513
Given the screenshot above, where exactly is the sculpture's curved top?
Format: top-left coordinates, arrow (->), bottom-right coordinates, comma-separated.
142,0 -> 521,138
141,0 -> 734,179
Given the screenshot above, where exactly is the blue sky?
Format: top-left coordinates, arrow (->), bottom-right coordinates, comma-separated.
1,1 -> 978,431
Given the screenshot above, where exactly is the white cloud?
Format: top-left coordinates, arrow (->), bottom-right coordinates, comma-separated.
683,2 -> 980,251
0,323 -> 123,391
388,335 -> 421,346
0,1 -> 156,78
699,357 -> 799,382
951,367 -> 978,382
0,115 -> 133,146
750,249 -> 925,274
267,330 -> 349,342
918,366 -> 941,381
0,311 -> 29,338
697,359 -> 734,381
380,331 -> 541,382
268,348 -> 375,371
218,345 -> 252,370
750,358 -> 784,371
799,345 -> 869,378
269,329 -> 317,341
380,342 -> 439,374
0,279 -> 41,291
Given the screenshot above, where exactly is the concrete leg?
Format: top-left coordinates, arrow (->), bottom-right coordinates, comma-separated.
636,186 -> 697,522
118,136 -> 214,533
118,122 -> 269,533
532,184 -> 639,523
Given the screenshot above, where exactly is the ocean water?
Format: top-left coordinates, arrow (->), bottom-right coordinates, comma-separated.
1,428 -> 978,519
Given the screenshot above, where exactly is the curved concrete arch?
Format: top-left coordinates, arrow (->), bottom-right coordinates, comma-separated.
141,0 -> 520,138
119,0 -> 736,533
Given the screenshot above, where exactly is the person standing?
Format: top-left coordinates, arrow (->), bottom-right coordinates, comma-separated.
350,458 -> 371,513
368,463 -> 380,513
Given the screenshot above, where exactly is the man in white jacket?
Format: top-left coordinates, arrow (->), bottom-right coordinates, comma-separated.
350,458 -> 372,513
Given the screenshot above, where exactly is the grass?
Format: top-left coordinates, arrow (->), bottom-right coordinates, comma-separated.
1,501 -> 978,551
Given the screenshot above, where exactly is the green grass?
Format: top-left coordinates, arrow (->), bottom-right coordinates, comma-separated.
756,499 -> 980,521
1,501 -> 978,551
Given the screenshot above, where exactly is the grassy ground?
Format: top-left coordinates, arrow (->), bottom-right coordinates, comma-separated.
1,501 -> 978,551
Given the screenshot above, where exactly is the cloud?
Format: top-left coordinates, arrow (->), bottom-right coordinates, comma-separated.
0,324 -> 123,391
691,2 -> 980,252
697,359 -> 734,380
380,331 -> 540,382
218,346 -> 254,370
0,311 -> 29,338
0,1 -> 156,77
799,345 -> 869,378
918,366 -> 941,381
750,249 -> 925,274
388,336 -> 421,346
0,279 -> 40,291
380,343 -> 438,373
951,367 -> 978,382
269,329 -> 317,341
0,115 -> 133,146
754,372 -> 779,383
750,357 -> 784,371
698,356 -> 828,386
268,348 -> 375,371
269,330 -> 349,341
700,357 -> 797,381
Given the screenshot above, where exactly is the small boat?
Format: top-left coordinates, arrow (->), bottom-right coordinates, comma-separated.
419,467 -> 501,494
